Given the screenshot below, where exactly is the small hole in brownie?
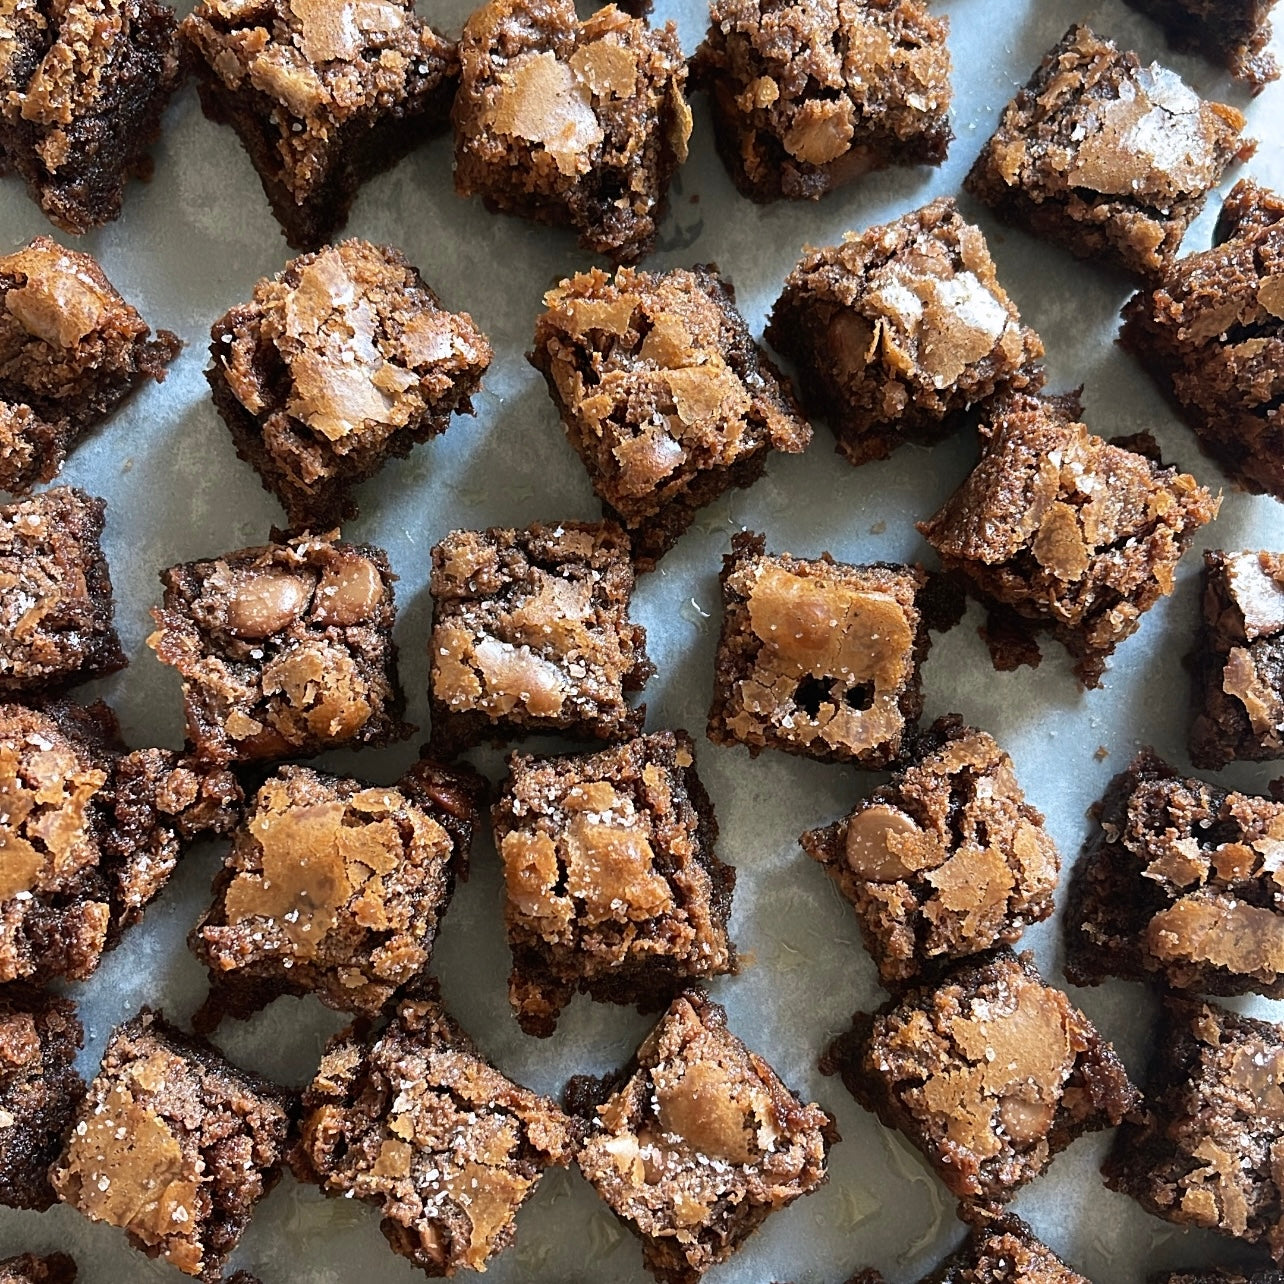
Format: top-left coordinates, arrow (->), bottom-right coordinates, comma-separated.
795,676 -> 833,717
844,682 -> 875,711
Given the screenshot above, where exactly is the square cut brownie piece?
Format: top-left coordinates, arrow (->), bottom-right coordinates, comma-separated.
567,988 -> 833,1284
1123,0 -> 1279,93
822,950 -> 1137,1204
51,1010 -> 294,1282
0,487 -> 124,696
529,265 -> 810,571
208,239 -> 493,530
919,391 -> 1219,687
0,239 -> 179,493
765,197 -> 1044,466
291,993 -> 580,1276
706,531 -> 928,768
1120,179 -> 1284,502
192,758 -> 483,1027
965,25 -> 1253,282
453,0 -> 692,264
801,715 -> 1060,987
0,1257 -> 77,1284
149,531 -> 411,764
428,521 -> 650,756
0,700 -> 240,985
694,0 -> 951,202
1066,750 -> 1284,999
493,730 -> 735,1036
1104,999 -> 1284,1260
0,0 -> 182,232
180,0 -> 457,250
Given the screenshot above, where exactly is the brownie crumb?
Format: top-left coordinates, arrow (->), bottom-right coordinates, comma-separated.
0,1255 -> 78,1284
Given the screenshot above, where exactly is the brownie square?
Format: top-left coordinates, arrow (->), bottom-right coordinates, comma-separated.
918,391 -> 1219,687
453,0 -> 691,264
694,0 -> 952,202
530,264 -> 810,571
428,521 -> 650,756
51,1010 -> 294,1282
180,0 -> 457,250
706,530 -> 929,768
1123,0 -> 1279,92
0,238 -> 179,493
765,197 -> 1045,466
208,238 -> 493,530
801,715 -> 1060,986
1104,999 -> 1284,1260
192,757 -> 483,1026
0,1256 -> 77,1284
291,993 -> 580,1276
566,988 -> 834,1284
0,0 -> 181,232
822,950 -> 1137,1204
492,730 -> 736,1036
1120,179 -> 1284,502
965,25 -> 1253,282
149,531 -> 411,764
0,700 -> 240,984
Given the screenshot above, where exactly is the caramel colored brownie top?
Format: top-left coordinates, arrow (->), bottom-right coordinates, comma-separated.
917,1214 -> 1091,1284
0,1255 -> 78,1284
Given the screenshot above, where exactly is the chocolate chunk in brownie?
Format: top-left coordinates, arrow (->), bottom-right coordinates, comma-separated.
428,521 -> 650,757
192,757 -> 483,1027
566,988 -> 834,1284
1104,999 -> 1284,1261
706,530 -> 929,768
529,264 -> 810,571
964,25 -> 1254,282
453,0 -> 692,264
291,993 -> 579,1276
492,730 -> 735,1036
0,239 -> 179,493
694,0 -> 951,202
148,530 -> 411,764
765,197 -> 1044,466
0,0 -> 181,232
0,1255 -> 77,1284
918,391 -> 1219,687
802,716 -> 1060,987
822,949 -> 1137,1204
51,1010 -> 294,1282
208,239 -> 493,530
1120,179 -> 1284,502
0,699 -> 240,984
180,0 -> 456,250
1122,0 -> 1279,93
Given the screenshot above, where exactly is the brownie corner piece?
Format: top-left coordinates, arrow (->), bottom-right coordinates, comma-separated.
923,1212 -> 1092,1284
0,1255 -> 79,1284
1122,0 -> 1280,93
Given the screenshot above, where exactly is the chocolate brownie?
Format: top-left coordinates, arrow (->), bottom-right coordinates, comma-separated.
453,0 -> 692,264
180,0 -> 457,250
208,238 -> 493,529
0,0 -> 181,231
0,238 -> 179,493
492,730 -> 735,1036
291,993 -> 579,1276
1066,749 -> 1284,998
148,530 -> 411,764
765,197 -> 1044,466
0,1256 -> 77,1284
566,988 -> 834,1284
0,699 -> 240,984
706,530 -> 929,768
801,716 -> 1060,986
918,391 -> 1219,687
51,1010 -> 294,1282
1155,1275 -> 1284,1284
529,264 -> 810,571
694,0 -> 951,202
1122,0 -> 1279,92
428,521 -> 650,756
1104,999 -> 1284,1260
1120,179 -> 1284,501
191,757 -> 483,1027
965,25 -> 1254,282
823,950 -> 1137,1204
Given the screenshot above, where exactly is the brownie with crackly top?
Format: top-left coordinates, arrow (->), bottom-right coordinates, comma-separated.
1123,0 -> 1279,93
765,198 -> 1044,466
453,0 -> 692,264
802,716 -> 1060,986
148,530 -> 411,764
291,992 -> 579,1277
0,1256 -> 77,1284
